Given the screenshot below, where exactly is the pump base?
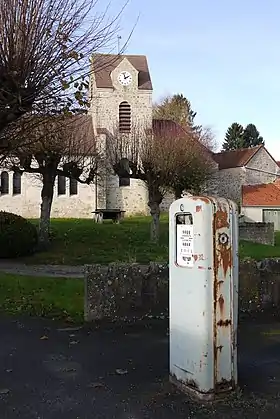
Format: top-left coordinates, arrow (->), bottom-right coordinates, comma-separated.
169,374 -> 236,402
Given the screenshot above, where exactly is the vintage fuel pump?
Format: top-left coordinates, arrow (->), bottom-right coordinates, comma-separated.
169,196 -> 239,401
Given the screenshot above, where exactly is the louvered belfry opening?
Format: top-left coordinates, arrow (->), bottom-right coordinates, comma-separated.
119,101 -> 131,133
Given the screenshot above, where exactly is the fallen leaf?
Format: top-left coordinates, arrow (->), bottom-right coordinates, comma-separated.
115,369 -> 128,375
90,382 -> 106,389
0,389 -> 9,395
40,335 -> 48,340
57,326 -> 83,332
69,340 -> 79,345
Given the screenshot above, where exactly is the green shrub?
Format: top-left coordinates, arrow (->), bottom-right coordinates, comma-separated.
0,211 -> 38,258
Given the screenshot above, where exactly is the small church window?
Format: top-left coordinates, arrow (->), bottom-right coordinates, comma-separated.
13,172 -> 22,195
119,176 -> 130,187
58,175 -> 66,195
0,171 -> 9,194
119,101 -> 131,133
70,178 -> 78,195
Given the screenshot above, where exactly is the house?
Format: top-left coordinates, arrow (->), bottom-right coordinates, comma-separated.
208,145 -> 280,204
242,180 -> 280,229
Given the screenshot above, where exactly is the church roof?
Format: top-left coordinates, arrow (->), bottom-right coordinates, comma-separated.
213,145 -> 262,169
152,119 -> 215,162
92,54 -> 152,90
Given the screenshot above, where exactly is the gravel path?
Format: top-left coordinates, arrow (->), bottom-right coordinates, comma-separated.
0,261 -> 84,278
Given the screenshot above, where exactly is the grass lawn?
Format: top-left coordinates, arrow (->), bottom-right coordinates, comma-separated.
0,274 -> 83,323
16,216 -> 280,265
239,236 -> 280,260
25,216 -> 169,265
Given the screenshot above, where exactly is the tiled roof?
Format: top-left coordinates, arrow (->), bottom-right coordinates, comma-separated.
213,145 -> 262,169
92,54 -> 152,90
242,180 -> 280,206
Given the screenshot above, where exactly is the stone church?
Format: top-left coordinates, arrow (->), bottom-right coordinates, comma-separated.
0,53 -> 279,219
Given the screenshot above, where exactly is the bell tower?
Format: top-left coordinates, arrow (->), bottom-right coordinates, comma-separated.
89,54 -> 153,215
90,54 -> 153,134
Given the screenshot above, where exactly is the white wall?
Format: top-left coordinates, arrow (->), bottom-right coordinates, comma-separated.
241,206 -> 263,222
0,170 -> 96,219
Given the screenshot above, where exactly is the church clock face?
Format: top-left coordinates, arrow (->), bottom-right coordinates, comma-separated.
118,71 -> 132,86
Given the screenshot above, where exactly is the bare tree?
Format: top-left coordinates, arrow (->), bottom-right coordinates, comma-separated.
107,120 -> 213,242
196,125 -> 218,152
3,115 -> 103,247
0,0 -> 131,147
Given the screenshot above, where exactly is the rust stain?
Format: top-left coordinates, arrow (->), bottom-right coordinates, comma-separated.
193,196 -> 211,204
214,208 -> 229,231
215,379 -> 234,392
213,204 -> 232,388
218,294 -> 224,316
198,266 -> 205,270
217,319 -> 231,327
194,254 -> 205,262
219,246 -> 232,277
213,207 -> 232,278
196,205 -> 202,212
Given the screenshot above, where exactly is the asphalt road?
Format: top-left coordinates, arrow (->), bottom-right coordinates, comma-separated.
1,316 -> 280,418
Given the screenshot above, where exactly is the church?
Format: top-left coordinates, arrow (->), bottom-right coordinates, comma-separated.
0,54 -> 155,218
0,54 -> 279,219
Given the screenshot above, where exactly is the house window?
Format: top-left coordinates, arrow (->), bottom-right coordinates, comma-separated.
70,178 -> 78,195
119,176 -> 130,187
58,175 -> 66,195
13,172 -> 21,195
119,101 -> 131,133
0,171 -> 9,194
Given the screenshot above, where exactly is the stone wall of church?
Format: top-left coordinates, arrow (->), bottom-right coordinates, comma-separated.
0,171 -> 96,219
105,175 -> 149,215
92,89 -> 152,133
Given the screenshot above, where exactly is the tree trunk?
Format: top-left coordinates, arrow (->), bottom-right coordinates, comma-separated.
174,186 -> 183,200
149,201 -> 161,242
38,172 -> 56,249
148,185 -> 163,243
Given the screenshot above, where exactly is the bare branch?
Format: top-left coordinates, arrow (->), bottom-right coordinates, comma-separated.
107,119 -> 214,241
0,0 -> 132,139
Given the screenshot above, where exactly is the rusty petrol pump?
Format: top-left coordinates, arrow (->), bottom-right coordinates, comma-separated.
169,196 -> 239,401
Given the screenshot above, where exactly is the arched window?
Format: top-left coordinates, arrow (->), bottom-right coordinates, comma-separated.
119,101 -> 131,133
13,172 -> 22,195
70,178 -> 78,195
0,171 -> 9,195
58,175 -> 66,195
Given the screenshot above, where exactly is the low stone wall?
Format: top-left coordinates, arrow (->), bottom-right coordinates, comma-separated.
84,259 -> 280,322
239,222 -> 274,245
